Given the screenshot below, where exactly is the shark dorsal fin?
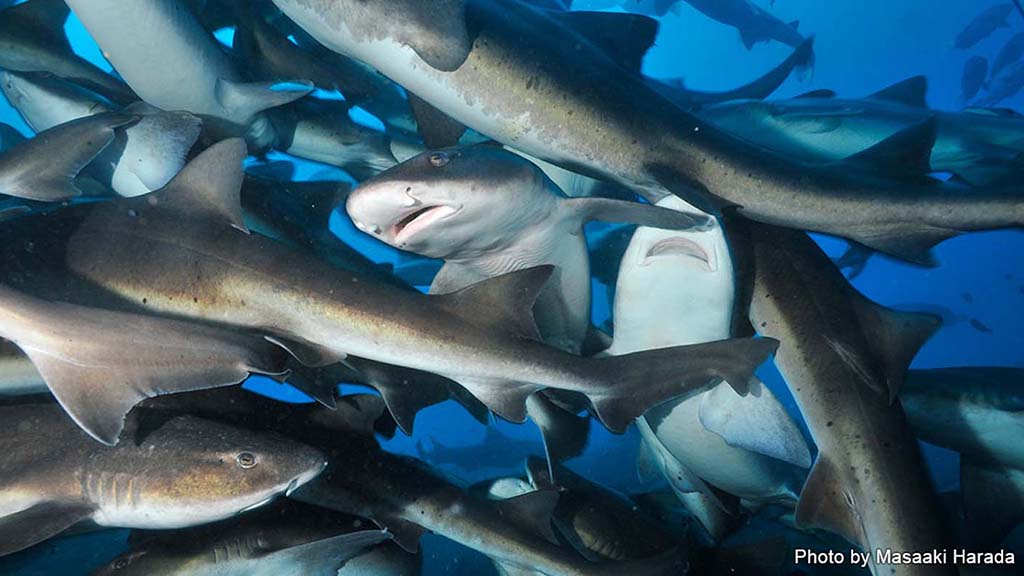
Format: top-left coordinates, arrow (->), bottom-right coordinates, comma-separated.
842,118 -> 937,179
795,455 -> 868,549
866,76 -> 927,107
850,293 -> 941,403
152,139 -> 249,231
552,11 -> 660,73
434,266 -> 551,340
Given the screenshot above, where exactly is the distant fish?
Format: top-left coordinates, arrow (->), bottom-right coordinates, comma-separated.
682,0 -> 805,49
962,291 -> 975,303
970,318 -> 994,333
976,60 -> 1024,106
962,55 -> 990,103
956,4 -> 1014,50
991,32 -> 1024,80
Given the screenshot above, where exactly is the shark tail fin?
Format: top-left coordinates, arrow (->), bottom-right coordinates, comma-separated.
584,338 -> 778,433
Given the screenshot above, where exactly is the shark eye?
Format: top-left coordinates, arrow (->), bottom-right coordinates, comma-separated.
428,152 -> 450,167
236,452 -> 258,469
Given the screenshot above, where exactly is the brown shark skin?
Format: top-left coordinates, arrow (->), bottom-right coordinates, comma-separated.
271,0 -> 1024,263
0,401 -> 328,557
740,221 -> 953,576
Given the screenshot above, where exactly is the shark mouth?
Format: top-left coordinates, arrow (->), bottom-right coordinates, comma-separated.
643,237 -> 716,271
391,204 -> 459,245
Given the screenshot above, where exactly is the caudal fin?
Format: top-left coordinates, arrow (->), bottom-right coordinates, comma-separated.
585,338 -> 779,433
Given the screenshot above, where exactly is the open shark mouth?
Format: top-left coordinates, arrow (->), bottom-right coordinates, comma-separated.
392,204 -> 459,245
643,237 -> 717,271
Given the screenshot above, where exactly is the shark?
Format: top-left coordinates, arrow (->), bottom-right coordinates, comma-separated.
92,502 -> 399,576
1,71 -> 202,198
0,0 -> 136,105
700,76 -> 1024,187
605,195 -> 810,541
9,138 -> 777,436
0,112 -> 136,202
269,0 -> 1024,264
737,219 -> 953,576
0,399 -> 328,558
65,0 -> 312,149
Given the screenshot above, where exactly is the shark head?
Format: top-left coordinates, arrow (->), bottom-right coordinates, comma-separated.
86,414 -> 328,530
0,71 -> 111,133
609,195 -> 734,353
346,146 -> 556,259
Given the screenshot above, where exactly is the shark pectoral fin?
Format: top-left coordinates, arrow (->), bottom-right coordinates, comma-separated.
839,117 -> 937,179
526,393 -> 590,481
635,418 -> 735,514
793,88 -> 837,99
866,75 -> 928,107
842,222 -> 959,266
0,502 -> 93,557
563,196 -> 712,231
3,113 -> 136,202
795,456 -> 867,550
261,529 -> 391,573
494,489 -> 561,544
284,365 -> 339,409
375,516 -> 427,553
342,357 -> 451,435
739,27 -> 766,50
150,138 -> 250,231
434,265 -> 552,340
586,337 -> 778,434
961,460 -> 1024,549
648,163 -> 736,216
407,92 -> 468,149
214,78 -> 314,120
265,335 -> 346,367
850,296 -> 941,403
698,379 -> 812,468
549,11 -> 659,73
24,322 -> 290,445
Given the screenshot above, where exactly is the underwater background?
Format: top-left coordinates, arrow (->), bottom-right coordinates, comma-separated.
0,0 -> 1023,574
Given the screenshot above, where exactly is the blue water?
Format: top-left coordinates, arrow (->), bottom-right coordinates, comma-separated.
1,0 -> 1023,574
